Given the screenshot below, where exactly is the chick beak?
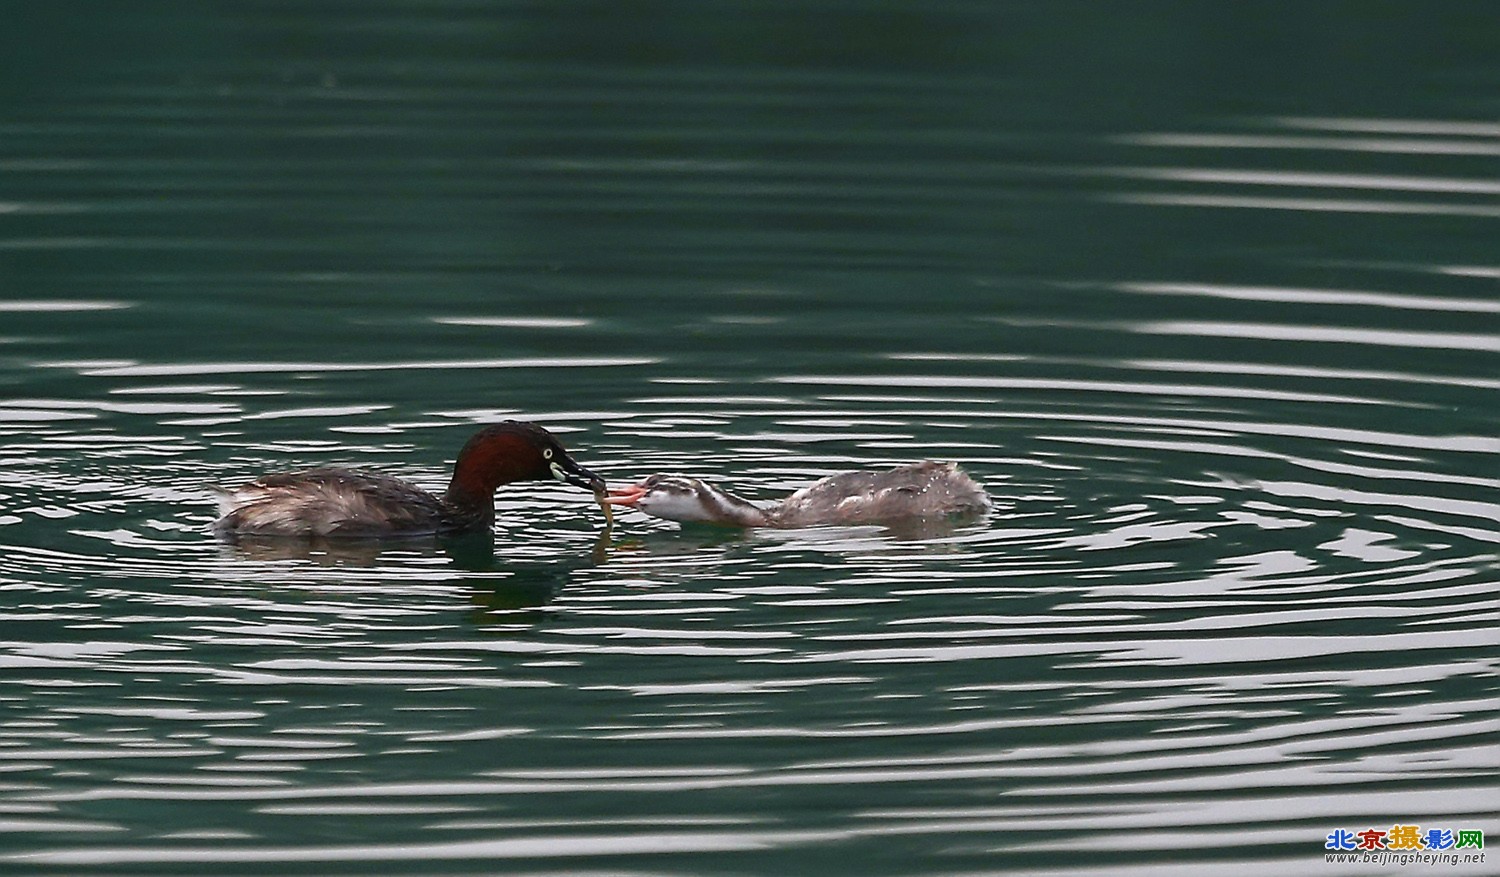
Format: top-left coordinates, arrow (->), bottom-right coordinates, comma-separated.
602,483 -> 649,506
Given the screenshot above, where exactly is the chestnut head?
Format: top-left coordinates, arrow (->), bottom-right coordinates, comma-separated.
449,421 -> 604,501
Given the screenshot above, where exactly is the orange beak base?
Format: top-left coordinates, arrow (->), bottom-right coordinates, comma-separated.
602,483 -> 648,506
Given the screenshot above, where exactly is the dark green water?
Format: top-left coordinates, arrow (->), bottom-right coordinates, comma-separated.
2,3 -> 1497,875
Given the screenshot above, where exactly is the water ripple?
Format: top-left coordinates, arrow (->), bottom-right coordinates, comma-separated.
3,13 -> 1497,873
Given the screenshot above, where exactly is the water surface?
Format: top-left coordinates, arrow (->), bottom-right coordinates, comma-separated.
2,3 -> 1497,875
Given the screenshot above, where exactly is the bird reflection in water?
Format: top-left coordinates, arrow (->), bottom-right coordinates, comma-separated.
217,521 -> 616,619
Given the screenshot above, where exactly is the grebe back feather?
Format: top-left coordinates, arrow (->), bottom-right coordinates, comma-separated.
606,461 -> 989,529
213,421 -> 603,538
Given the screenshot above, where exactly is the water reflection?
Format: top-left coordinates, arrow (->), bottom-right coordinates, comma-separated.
3,5 -> 1498,874
218,522 -> 616,591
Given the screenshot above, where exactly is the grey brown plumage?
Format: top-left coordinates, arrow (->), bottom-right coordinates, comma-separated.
212,421 -> 603,538
771,461 -> 989,526
214,469 -> 457,537
606,461 -> 990,528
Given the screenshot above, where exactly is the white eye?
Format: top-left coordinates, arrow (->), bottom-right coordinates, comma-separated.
543,448 -> 554,460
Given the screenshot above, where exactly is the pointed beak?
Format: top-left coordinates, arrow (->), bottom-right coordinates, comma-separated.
601,483 -> 648,506
555,454 -> 606,493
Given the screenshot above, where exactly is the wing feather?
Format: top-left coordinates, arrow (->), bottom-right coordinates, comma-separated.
213,469 -> 447,537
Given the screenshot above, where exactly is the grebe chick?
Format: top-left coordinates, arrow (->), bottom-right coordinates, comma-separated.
605,461 -> 989,528
213,421 -> 603,538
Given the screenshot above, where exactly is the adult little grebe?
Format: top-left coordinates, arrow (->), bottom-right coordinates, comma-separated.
604,461 -> 989,528
213,421 -> 604,537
